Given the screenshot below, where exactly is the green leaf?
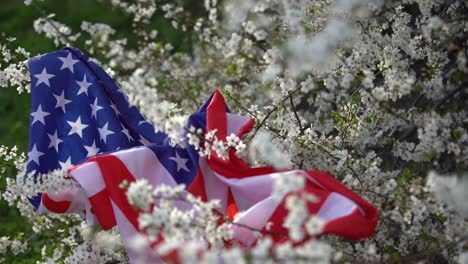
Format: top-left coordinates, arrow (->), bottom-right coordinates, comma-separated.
351,96 -> 362,105
426,67 -> 436,78
422,151 -> 435,160
450,71 -> 463,83
452,129 -> 463,140
226,63 -> 238,75
412,83 -> 423,93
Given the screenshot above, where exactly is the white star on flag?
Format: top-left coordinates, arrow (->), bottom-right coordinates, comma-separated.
59,157 -> 73,170
138,136 -> 152,146
84,140 -> 100,157
169,151 -> 190,172
47,130 -> 63,152
121,127 -> 133,141
67,116 -> 88,138
28,144 -> 44,165
110,103 -> 120,115
34,67 -> 55,87
30,105 -> 50,125
138,120 -> 153,126
76,74 -> 93,95
53,91 -> 72,112
98,122 -> 115,144
91,98 -> 104,119
58,52 -> 79,73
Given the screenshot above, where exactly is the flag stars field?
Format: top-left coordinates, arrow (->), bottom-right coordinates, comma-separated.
110,103 -> 120,115
139,136 -> 152,146
25,47 -> 171,213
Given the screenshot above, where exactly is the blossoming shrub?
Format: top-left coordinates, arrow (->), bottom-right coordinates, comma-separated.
0,0 -> 467,263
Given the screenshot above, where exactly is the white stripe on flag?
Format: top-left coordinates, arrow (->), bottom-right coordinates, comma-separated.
213,170 -> 310,212
212,171 -> 275,211
70,161 -> 105,196
199,157 -> 229,214
113,146 -> 178,188
226,113 -> 251,135
113,147 -> 193,211
65,186 -> 92,213
231,195 -> 284,247
110,200 -> 162,264
37,201 -> 50,214
38,186 -> 90,214
316,192 -> 357,221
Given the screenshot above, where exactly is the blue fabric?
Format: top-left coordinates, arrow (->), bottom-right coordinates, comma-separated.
26,47 -> 166,208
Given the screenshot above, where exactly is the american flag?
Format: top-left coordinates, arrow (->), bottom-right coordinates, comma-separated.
27,48 -> 378,263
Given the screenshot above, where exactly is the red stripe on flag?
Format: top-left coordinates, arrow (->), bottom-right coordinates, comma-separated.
322,207 -> 376,239
208,158 -> 278,179
206,90 -> 265,178
88,190 -> 117,230
226,189 -> 239,220
92,155 -> 141,231
207,90 -> 228,140
263,172 -> 379,242
42,193 -> 71,213
305,170 -> 379,227
187,167 -> 208,201
237,117 -> 256,138
206,90 -> 263,176
261,186 -> 329,243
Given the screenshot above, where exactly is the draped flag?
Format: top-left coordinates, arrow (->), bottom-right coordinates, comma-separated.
27,48 -> 378,263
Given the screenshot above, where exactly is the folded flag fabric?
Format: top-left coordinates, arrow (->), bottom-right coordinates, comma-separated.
26,48 -> 379,263
68,90 -> 379,263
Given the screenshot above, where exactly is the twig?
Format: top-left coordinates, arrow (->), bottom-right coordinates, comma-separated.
222,90 -> 261,122
223,90 -> 286,138
252,88 -> 300,137
223,217 -> 288,237
289,92 -> 304,135
303,139 -> 365,187
434,86 -> 464,110
30,2 -> 72,45
0,160 -> 17,170
362,189 -> 387,198
368,92 -> 414,125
